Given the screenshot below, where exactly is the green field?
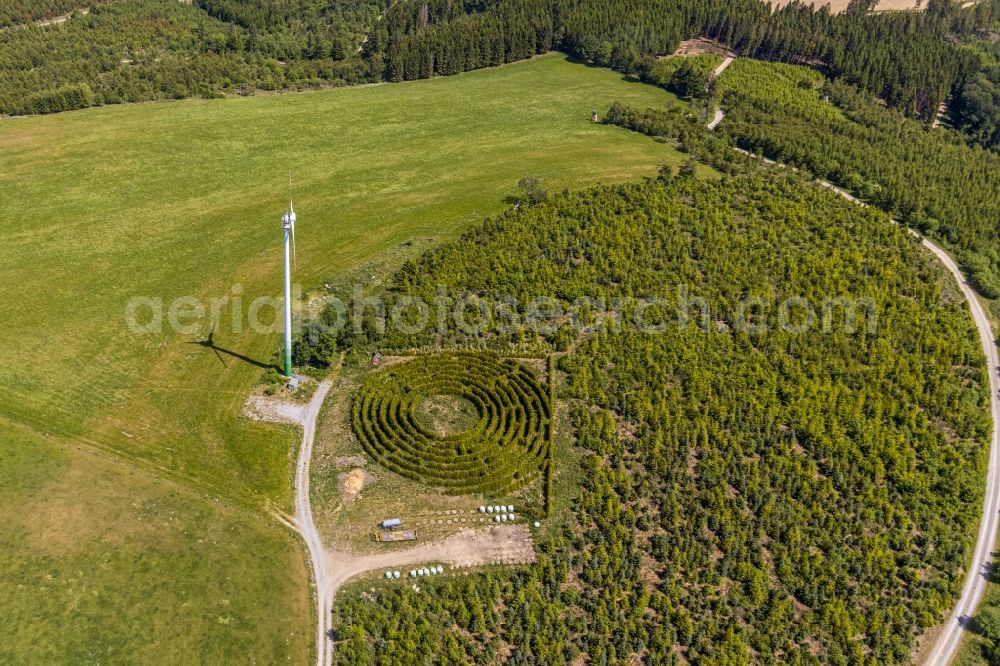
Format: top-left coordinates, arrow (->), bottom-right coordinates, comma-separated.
0,417 -> 312,663
0,54 -> 688,660
0,54 -> 684,503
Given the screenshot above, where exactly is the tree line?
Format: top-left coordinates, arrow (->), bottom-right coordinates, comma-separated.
3,0 -> 999,119
0,0 -> 385,115
362,0 -> 1000,121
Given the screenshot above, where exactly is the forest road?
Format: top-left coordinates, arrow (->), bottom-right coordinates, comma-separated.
920,242 -> 1000,665
706,55 -> 735,130
37,8 -> 89,27
818,174 -> 1000,666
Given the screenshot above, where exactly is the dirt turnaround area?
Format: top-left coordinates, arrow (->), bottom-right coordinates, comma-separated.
326,525 -> 536,587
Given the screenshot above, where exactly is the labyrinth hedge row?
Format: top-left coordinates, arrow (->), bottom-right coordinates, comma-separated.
351,352 -> 552,495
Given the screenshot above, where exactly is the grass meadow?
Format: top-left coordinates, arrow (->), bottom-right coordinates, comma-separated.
0,54 -> 687,660
0,417 -> 312,663
0,54 -> 683,505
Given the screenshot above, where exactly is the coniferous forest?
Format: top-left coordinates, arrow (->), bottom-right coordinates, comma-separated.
365,0 -> 1000,121
716,60 -> 1000,302
2,0 -> 1000,122
0,0 -> 386,114
590,56 -> 1000,323
953,37 -> 1000,149
329,173 -> 991,665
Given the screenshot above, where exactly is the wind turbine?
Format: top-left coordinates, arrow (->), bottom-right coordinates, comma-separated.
282,176 -> 296,380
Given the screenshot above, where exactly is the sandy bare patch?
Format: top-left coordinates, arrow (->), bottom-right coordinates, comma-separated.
770,0 -> 925,12
243,393 -> 305,424
673,37 -> 732,57
338,469 -> 376,503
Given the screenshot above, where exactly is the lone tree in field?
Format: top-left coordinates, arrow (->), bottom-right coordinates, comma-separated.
517,175 -> 548,205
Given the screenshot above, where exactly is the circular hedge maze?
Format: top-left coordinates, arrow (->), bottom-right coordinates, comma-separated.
351,352 -> 551,495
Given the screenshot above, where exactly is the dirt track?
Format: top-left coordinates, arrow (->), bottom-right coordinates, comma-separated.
707,56 -> 735,130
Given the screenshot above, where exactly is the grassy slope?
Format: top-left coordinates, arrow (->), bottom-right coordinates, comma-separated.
0,54 -> 683,506
0,418 -> 311,663
0,55 -> 688,660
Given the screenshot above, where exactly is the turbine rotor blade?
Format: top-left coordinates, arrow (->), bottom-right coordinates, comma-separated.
288,172 -> 296,268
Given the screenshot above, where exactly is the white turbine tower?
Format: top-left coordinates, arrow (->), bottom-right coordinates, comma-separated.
282,177 -> 296,380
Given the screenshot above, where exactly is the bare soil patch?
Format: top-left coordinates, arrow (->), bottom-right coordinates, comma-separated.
243,394 -> 303,423
770,0 -> 924,12
327,524 -> 537,591
338,469 -> 376,503
673,38 -> 731,57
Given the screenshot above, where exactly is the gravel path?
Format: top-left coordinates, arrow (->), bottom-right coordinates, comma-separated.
706,55 -> 735,130
920,242 -> 1000,665
707,107 -> 725,130
279,379 -> 335,666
